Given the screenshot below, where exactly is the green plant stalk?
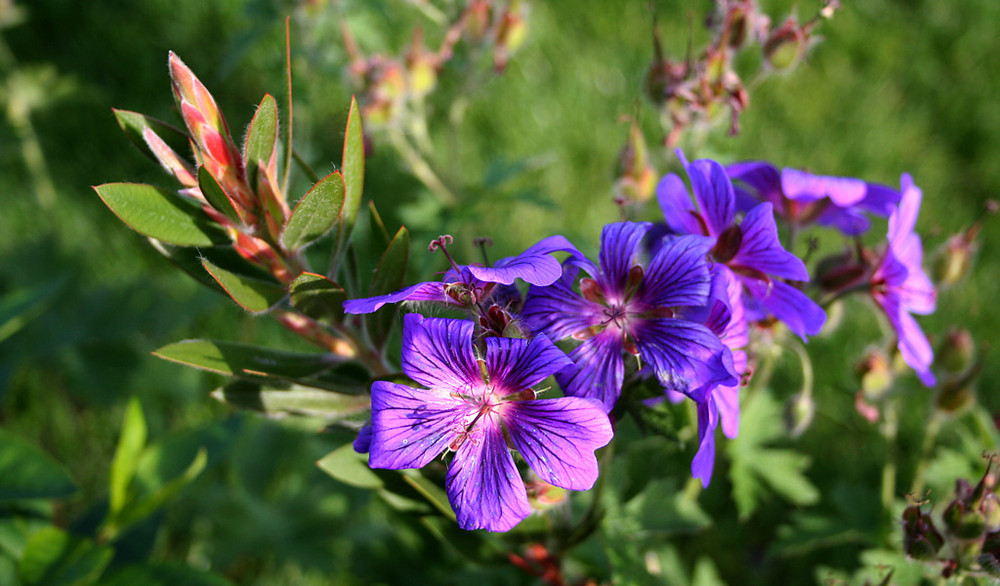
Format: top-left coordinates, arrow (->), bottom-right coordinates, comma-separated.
909,410 -> 943,498
881,399 -> 899,514
389,127 -> 458,206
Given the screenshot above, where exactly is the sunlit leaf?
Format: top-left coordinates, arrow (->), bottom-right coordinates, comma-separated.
0,430 -> 77,502
109,397 -> 147,517
212,380 -> 369,419
18,527 -> 112,586
94,183 -> 228,246
152,339 -> 339,379
243,94 -> 278,190
317,443 -> 382,489
201,258 -> 286,313
281,171 -> 345,251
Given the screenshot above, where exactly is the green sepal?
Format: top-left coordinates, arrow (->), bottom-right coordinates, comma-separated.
94,182 -> 228,246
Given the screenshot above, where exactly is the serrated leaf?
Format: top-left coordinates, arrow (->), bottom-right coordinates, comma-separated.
197,166 -> 241,224
94,183 -> 228,246
0,430 -> 77,502
366,226 -> 409,346
212,380 -> 369,419
244,94 -> 278,191
281,172 -> 345,251
109,397 -> 147,516
113,109 -> 189,164
317,443 -> 382,489
18,527 -> 113,586
152,339 -> 339,379
728,390 -> 820,519
289,272 -> 346,322
201,258 -> 286,313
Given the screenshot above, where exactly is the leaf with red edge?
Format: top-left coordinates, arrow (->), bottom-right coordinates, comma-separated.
201,258 -> 285,313
94,182 -> 227,246
282,171 -> 345,251
113,109 -> 190,164
289,272 -> 346,323
244,94 -> 278,192
197,166 -> 241,224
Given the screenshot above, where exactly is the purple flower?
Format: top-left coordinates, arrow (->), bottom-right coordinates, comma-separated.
656,150 -> 826,339
522,222 -> 738,412
726,161 -> 900,236
368,314 -> 613,532
343,235 -> 580,314
669,268 -> 747,486
871,174 -> 936,386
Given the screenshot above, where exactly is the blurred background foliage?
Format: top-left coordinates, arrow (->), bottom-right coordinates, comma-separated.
1,0 -> 998,583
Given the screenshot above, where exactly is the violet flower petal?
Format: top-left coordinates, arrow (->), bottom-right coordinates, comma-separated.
679,152 -> 735,236
343,281 -> 449,314
656,174 -> 704,235
730,202 -> 809,281
598,222 -> 650,294
485,334 -> 574,395
503,397 -> 612,491
522,278 -> 603,341
556,329 -> 625,412
368,380 -> 469,470
400,314 -> 481,391
740,278 -> 826,339
640,234 -> 714,308
634,319 -> 737,402
445,417 -> 530,532
781,168 -> 867,206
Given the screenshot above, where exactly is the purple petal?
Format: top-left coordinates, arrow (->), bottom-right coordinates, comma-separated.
640,234 -> 714,308
400,314 -> 482,392
781,168 -> 867,207
691,398 -> 719,487
888,174 -> 922,247
599,222 -> 650,294
517,234 -> 585,260
343,282 -> 448,314
679,151 -> 735,236
726,161 -> 783,206
875,286 -> 935,387
485,334 -> 574,394
446,416 -> 530,532
368,380 -> 469,469
714,365 -> 742,439
740,278 -> 826,338
656,174 -> 704,236
557,329 -> 625,412
353,424 -> 372,454
522,278 -> 604,341
815,207 -> 872,236
856,182 -> 900,217
467,255 -> 562,287
634,319 -> 737,402
730,202 -> 809,281
503,397 -> 612,490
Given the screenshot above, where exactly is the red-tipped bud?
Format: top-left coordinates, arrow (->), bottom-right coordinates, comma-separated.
932,230 -> 978,287
493,0 -> 528,72
463,0 -> 493,41
141,127 -> 197,187
857,348 -> 893,401
763,17 -> 809,70
405,28 -> 439,98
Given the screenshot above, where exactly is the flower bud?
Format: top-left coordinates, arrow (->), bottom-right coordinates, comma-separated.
783,391 -> 815,438
405,29 -> 439,98
937,329 -> 975,376
932,233 -> 975,287
902,504 -> 944,560
763,17 -> 808,70
856,348 -> 893,401
463,0 -> 493,42
982,493 -> 1000,533
493,0 -> 528,72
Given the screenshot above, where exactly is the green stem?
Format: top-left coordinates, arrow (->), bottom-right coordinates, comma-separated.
909,410 -> 943,498
881,399 -> 899,513
388,130 -> 458,206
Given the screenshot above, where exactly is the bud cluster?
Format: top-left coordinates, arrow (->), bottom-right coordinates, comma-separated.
904,462 -> 1000,580
645,0 -> 840,147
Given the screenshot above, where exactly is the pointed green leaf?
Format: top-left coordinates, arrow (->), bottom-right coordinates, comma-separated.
94,183 -> 228,246
289,272 -> 346,322
18,527 -> 113,586
366,226 -> 409,346
197,166 -> 241,224
317,443 -> 382,489
109,397 -> 147,516
0,430 -> 77,502
281,171 -> 345,251
400,470 -> 455,520
0,277 -> 67,344
201,258 -> 286,313
212,380 -> 369,419
340,97 -> 365,241
116,449 -> 207,533
367,201 -> 390,252
243,94 -> 278,191
152,339 -> 339,379
149,242 -> 267,295
112,109 -> 189,164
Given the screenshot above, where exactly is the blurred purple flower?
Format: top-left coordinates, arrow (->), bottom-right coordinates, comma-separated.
367,314 -> 612,532
522,222 -> 738,412
871,174 -> 937,386
726,161 -> 900,236
656,150 -> 826,339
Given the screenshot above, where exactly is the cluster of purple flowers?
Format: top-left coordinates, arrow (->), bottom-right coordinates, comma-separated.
345,150 -> 937,532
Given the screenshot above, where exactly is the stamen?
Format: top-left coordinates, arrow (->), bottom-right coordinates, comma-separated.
428,234 -> 461,272
473,237 -> 493,265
